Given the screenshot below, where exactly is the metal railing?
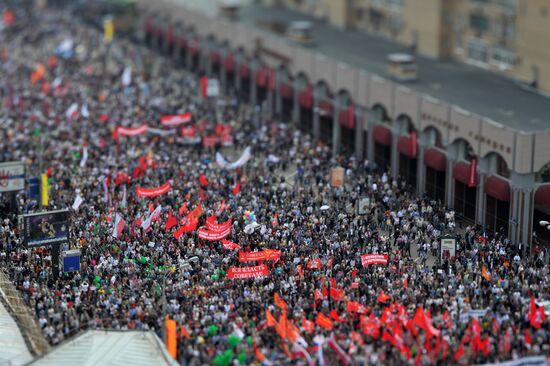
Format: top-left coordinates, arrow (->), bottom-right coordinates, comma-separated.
0,270 -> 50,356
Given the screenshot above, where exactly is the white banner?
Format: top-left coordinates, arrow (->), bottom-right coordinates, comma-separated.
0,162 -> 25,193
72,194 -> 84,211
216,147 -> 252,169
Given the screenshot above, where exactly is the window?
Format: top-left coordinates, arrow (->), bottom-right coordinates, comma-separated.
470,14 -> 490,33
494,16 -> 516,40
492,47 -> 516,69
471,0 -> 491,4
388,0 -> 404,13
467,38 -> 489,63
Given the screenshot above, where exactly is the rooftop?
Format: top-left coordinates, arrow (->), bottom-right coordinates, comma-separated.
236,3 -> 550,133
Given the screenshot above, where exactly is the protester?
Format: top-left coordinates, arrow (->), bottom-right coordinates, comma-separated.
0,3 -> 548,366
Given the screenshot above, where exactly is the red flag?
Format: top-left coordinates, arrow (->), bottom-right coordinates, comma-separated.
199,174 -> 209,187
274,293 -> 288,312
178,203 -> 188,215
403,276 -> 408,289
315,313 -> 333,330
329,287 -> 345,301
329,309 -> 345,323
524,329 -> 532,345
378,291 -> 390,303
307,258 -> 321,269
232,180 -> 241,195
266,309 -> 276,327
454,343 -> 464,362
302,319 -> 314,333
443,310 -> 453,329
180,325 -> 190,339
165,210 -> 177,230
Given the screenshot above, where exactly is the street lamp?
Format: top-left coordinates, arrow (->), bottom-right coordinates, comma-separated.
162,256 -> 200,344
539,221 -> 549,226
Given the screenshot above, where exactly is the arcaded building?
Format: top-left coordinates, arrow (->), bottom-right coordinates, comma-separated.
141,0 -> 550,251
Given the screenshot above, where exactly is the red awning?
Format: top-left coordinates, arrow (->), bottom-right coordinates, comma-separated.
453,161 -> 478,186
190,38 -> 200,55
484,175 -> 511,202
239,64 -> 250,79
280,82 -> 293,99
372,124 -> 392,146
318,100 -> 333,117
210,52 -> 221,65
224,52 -> 234,71
144,17 -> 153,33
256,64 -> 267,87
338,107 -> 355,130
178,36 -> 187,49
424,148 -> 446,171
397,136 -> 417,159
166,25 -> 174,43
535,185 -> 550,206
299,87 -> 313,109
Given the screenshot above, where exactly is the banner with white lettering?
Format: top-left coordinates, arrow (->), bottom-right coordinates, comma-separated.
361,254 -> 388,267
227,264 -> 269,279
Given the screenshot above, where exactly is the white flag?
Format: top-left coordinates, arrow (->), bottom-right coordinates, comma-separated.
141,205 -> 162,231
72,194 -> 84,211
81,104 -> 90,118
66,102 -> 79,120
121,66 -> 132,87
79,147 -> 88,168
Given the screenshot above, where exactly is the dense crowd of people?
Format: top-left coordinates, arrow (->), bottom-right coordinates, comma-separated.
0,3 -> 548,366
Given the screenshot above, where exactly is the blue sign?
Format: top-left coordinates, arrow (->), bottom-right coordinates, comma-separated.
63,250 -> 80,272
29,177 -> 39,200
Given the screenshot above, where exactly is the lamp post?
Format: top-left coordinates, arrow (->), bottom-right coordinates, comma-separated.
161,256 -> 199,344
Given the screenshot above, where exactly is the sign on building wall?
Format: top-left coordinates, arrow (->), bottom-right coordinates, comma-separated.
0,161 -> 25,193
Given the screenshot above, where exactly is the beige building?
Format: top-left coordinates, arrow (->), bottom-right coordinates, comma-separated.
274,0 -> 550,93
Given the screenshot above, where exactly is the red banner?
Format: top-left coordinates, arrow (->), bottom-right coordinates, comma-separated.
197,226 -> 231,241
361,254 -> 388,267
227,264 -> 269,279
161,113 -> 192,127
117,124 -> 148,136
221,239 -> 241,250
206,216 -> 232,232
238,249 -> 281,262
135,182 -> 171,197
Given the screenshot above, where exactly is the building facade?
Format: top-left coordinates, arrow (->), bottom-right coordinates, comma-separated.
141,0 -> 550,253
272,0 -> 550,94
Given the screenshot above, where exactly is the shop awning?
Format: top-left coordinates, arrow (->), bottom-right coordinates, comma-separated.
224,52 -> 234,71
338,106 -> 355,130
299,86 -> 313,109
484,175 -> 511,202
256,64 -> 267,87
372,124 -> 392,146
397,135 -> 417,159
239,64 -> 250,79
453,161 -> 477,187
210,52 -> 221,65
280,82 -> 293,99
424,148 -> 446,171
535,184 -> 550,206
318,100 -> 333,117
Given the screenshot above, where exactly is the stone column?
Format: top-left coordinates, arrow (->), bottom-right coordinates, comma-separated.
354,107 -> 365,161
332,100 -> 341,156
445,144 -> 458,209
275,76 -> 283,117
366,110 -> 375,165
292,80 -> 300,126
267,70 -> 274,116
205,49 -> 212,77
220,52 -> 227,93
390,121 -> 401,179
510,172 -> 536,252
250,63 -> 258,107
312,96 -> 320,143
416,141 -> 426,197
235,59 -> 242,95
475,171 -> 487,227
